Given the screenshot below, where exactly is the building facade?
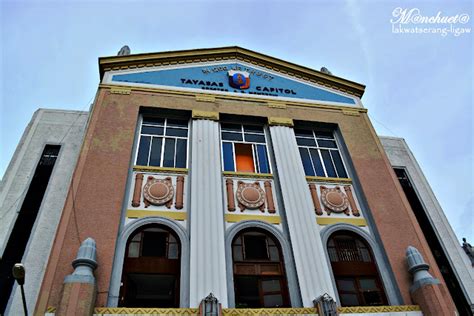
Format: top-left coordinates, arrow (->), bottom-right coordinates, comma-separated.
0,47 -> 471,316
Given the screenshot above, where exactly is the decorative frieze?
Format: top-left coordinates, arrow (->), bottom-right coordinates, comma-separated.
224,176 -> 277,216
128,170 -> 188,219
143,176 -> 174,208
308,181 -> 362,218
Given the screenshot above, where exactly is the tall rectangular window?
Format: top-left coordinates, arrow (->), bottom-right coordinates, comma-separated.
136,117 -> 189,168
295,129 -> 348,178
221,123 -> 270,174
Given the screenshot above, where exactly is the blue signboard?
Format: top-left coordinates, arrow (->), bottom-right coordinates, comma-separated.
111,63 -> 355,104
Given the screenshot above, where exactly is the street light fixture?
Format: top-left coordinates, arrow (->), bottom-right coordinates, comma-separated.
12,263 -> 28,316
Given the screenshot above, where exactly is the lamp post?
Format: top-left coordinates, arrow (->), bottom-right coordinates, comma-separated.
12,263 -> 28,316
314,293 -> 338,316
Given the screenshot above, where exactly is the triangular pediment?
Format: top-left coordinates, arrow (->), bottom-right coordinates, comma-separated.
99,47 -> 364,106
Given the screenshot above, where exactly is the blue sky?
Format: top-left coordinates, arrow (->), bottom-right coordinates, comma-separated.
1,0 -> 472,242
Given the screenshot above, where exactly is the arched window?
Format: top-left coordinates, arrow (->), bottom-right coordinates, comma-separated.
327,231 -> 387,306
119,225 -> 181,307
232,229 -> 290,308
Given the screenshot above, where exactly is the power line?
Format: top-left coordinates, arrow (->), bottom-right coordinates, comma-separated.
0,92 -> 96,222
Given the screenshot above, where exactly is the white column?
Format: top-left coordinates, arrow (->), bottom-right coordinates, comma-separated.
269,124 -> 336,307
189,118 -> 228,307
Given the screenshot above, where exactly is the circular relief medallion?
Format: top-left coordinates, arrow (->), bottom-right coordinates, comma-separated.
143,179 -> 174,206
236,183 -> 265,209
321,188 -> 349,213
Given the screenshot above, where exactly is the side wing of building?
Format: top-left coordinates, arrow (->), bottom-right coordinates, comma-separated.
0,109 -> 88,315
381,136 -> 474,314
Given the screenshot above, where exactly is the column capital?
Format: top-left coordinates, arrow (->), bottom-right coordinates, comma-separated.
192,110 -> 220,121
268,117 -> 294,127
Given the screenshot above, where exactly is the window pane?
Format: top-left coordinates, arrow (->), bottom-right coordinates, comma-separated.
165,127 -> 188,137
221,123 -> 242,132
296,137 -> 317,146
167,118 -> 188,128
294,129 -> 313,137
244,235 -> 268,260
317,139 -> 337,148
168,243 -> 179,259
309,149 -> 325,177
244,133 -> 266,143
222,142 -> 235,171
299,147 -> 315,176
141,125 -> 164,135
321,149 -> 337,177
359,278 -> 377,290
263,294 -> 283,307
256,144 -> 270,174
142,232 -> 167,257
163,138 -> 176,167
175,139 -> 187,168
315,131 -> 334,139
337,279 -> 356,291
233,245 -> 243,261
143,117 -> 165,125
340,294 -> 359,306
235,143 -> 255,173
222,132 -> 243,141
269,246 -> 279,261
136,136 -> 151,165
262,279 -> 281,292
149,137 -> 163,167
235,276 -> 260,308
243,125 -> 264,133
331,151 -> 348,178
363,291 -> 383,305
128,242 -> 140,258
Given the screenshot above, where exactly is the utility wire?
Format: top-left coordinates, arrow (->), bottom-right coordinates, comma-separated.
0,92 -> 96,222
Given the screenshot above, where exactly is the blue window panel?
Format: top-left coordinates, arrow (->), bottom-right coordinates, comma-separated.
221,123 -> 242,132
222,142 -> 235,171
299,147 -> 315,176
243,125 -> 264,133
245,134 -> 266,143
149,137 -> 163,167
222,132 -> 243,141
321,149 -> 337,177
296,137 -> 316,147
309,149 -> 325,177
294,129 -> 313,137
136,136 -> 151,165
166,127 -> 188,137
143,117 -> 165,125
167,118 -> 188,128
163,138 -> 176,167
317,139 -> 337,148
141,125 -> 164,135
331,151 -> 348,178
315,131 -> 334,139
175,139 -> 187,168
256,145 -> 270,174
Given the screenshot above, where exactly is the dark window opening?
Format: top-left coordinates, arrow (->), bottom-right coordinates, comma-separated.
0,145 -> 60,314
120,225 -> 181,308
232,229 -> 290,308
394,168 -> 471,315
328,232 -> 387,307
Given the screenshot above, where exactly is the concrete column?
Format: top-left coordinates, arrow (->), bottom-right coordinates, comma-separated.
269,123 -> 336,307
406,246 -> 457,315
57,238 -> 97,316
189,113 -> 228,307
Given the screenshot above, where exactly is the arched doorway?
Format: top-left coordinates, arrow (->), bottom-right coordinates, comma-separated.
327,231 -> 387,306
232,228 -> 290,308
119,224 -> 181,307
